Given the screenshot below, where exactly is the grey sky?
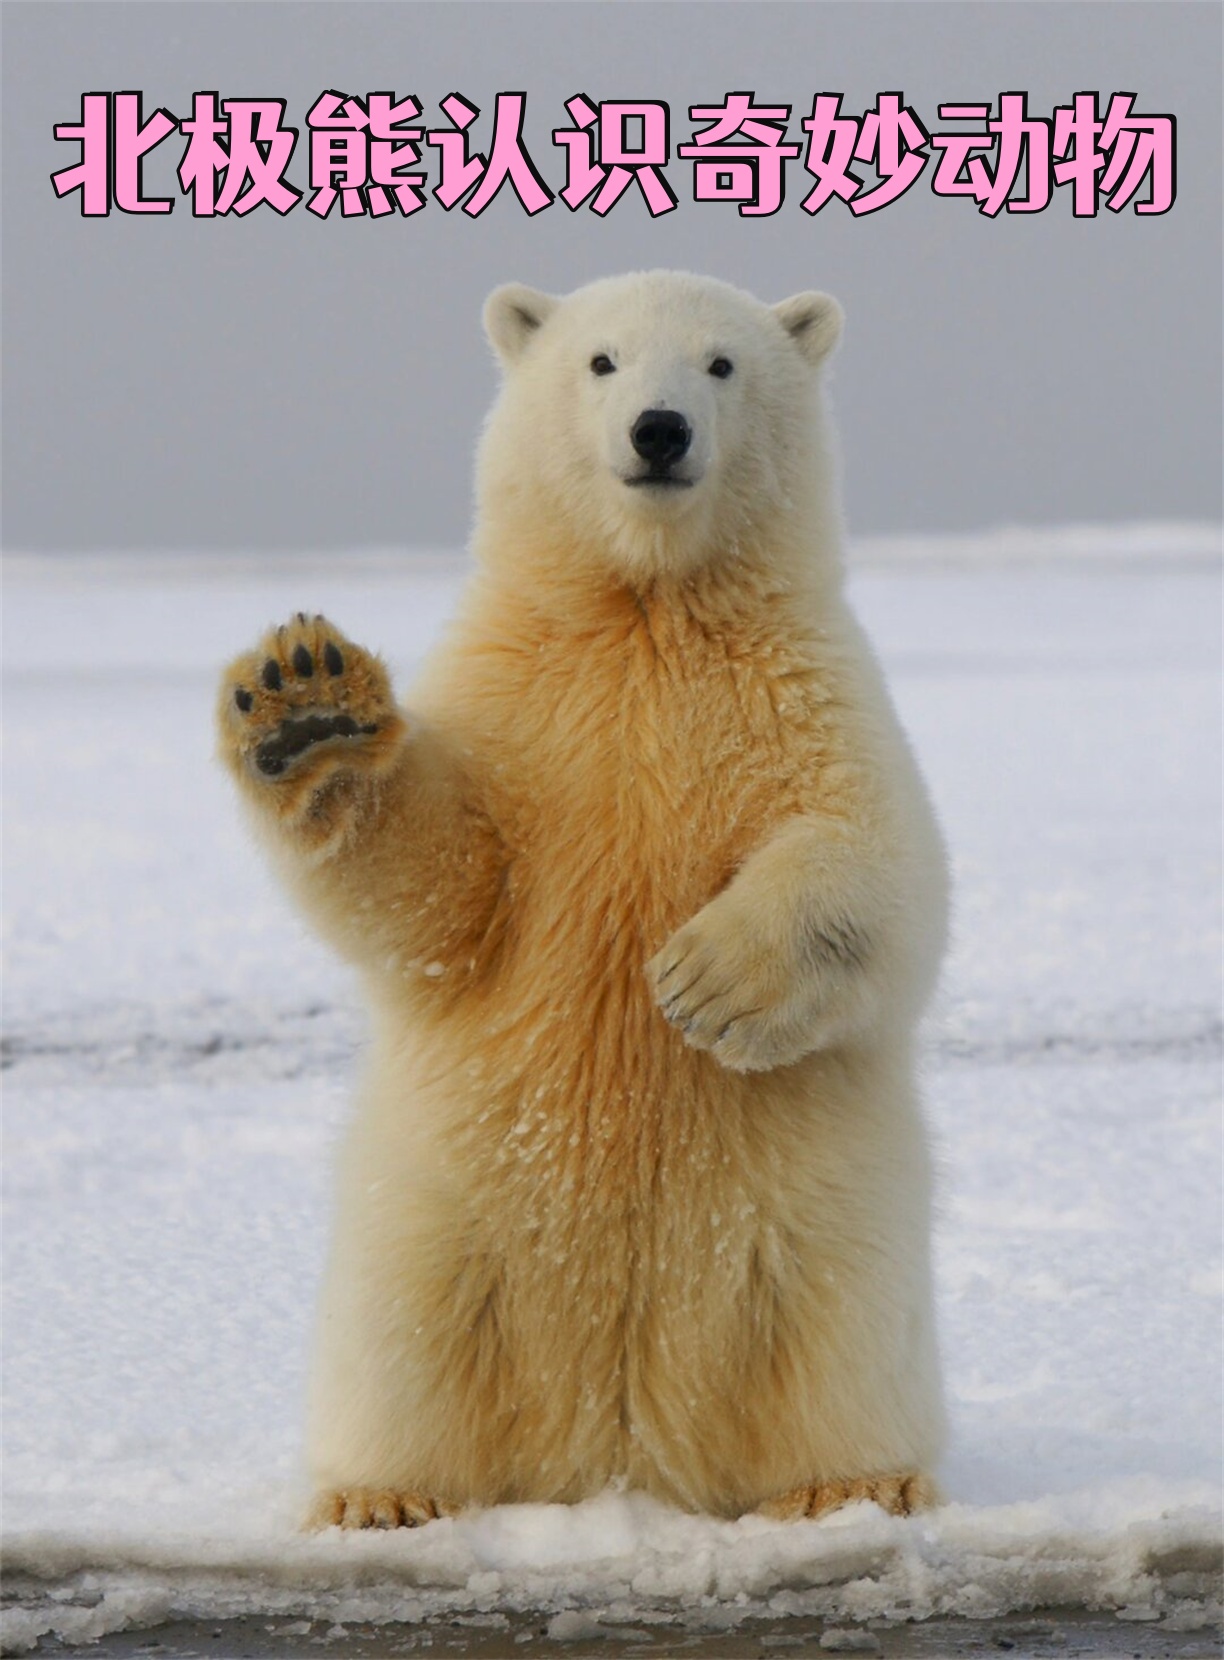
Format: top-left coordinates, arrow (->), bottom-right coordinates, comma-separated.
3,1 -> 1220,553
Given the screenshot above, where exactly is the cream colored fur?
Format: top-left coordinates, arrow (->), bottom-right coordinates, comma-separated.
217,271 -> 949,1525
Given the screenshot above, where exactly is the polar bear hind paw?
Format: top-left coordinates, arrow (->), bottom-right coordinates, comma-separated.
219,614 -> 402,783
306,1486 -> 457,1530
758,1471 -> 938,1521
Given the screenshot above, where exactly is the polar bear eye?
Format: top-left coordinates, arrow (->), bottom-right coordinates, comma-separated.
708,357 -> 734,379
590,354 -> 616,376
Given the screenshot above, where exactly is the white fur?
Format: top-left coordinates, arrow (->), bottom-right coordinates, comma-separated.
277,271 -> 950,1518
476,271 -> 845,585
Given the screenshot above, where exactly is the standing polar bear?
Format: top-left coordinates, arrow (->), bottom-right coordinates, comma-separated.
217,270 -> 948,1527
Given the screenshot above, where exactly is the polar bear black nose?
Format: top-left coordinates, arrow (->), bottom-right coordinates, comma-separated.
631,409 -> 692,466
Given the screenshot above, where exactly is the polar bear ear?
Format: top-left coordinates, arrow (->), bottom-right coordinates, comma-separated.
483,284 -> 560,368
772,292 -> 844,367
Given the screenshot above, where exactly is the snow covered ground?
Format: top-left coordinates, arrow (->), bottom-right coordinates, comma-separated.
2,531 -> 1221,1653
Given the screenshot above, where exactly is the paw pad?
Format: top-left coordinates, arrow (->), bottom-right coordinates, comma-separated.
255,713 -> 378,776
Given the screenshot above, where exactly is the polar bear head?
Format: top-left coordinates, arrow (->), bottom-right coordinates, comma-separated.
477,270 -> 844,585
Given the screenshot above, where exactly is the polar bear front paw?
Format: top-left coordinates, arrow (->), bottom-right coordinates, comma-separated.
648,894 -> 826,1073
218,614 -> 406,793
306,1486 -> 456,1530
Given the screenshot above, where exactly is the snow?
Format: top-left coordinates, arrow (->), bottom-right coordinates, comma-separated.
2,529 -> 1221,1652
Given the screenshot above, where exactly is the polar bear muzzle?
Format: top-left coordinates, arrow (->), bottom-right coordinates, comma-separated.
627,409 -> 694,485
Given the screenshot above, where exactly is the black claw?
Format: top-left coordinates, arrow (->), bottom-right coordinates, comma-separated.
261,659 -> 282,691
234,687 -> 253,713
323,641 -> 344,676
292,643 -> 314,678
297,611 -> 307,624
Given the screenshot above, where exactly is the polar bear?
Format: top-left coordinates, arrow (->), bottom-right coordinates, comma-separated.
217,270 -> 949,1528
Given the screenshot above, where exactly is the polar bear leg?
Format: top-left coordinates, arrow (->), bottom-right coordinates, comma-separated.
217,613 -> 508,977
648,815 -> 895,1071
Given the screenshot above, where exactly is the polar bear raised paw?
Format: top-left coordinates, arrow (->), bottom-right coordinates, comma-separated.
217,616 -> 408,837
306,1486 -> 456,1530
220,614 -> 396,775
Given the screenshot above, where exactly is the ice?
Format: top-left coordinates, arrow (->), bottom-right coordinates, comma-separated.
2,529 -> 1220,1650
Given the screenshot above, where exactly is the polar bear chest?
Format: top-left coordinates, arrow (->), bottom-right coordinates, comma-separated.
456,595 -> 832,914
419,594 -> 839,1130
